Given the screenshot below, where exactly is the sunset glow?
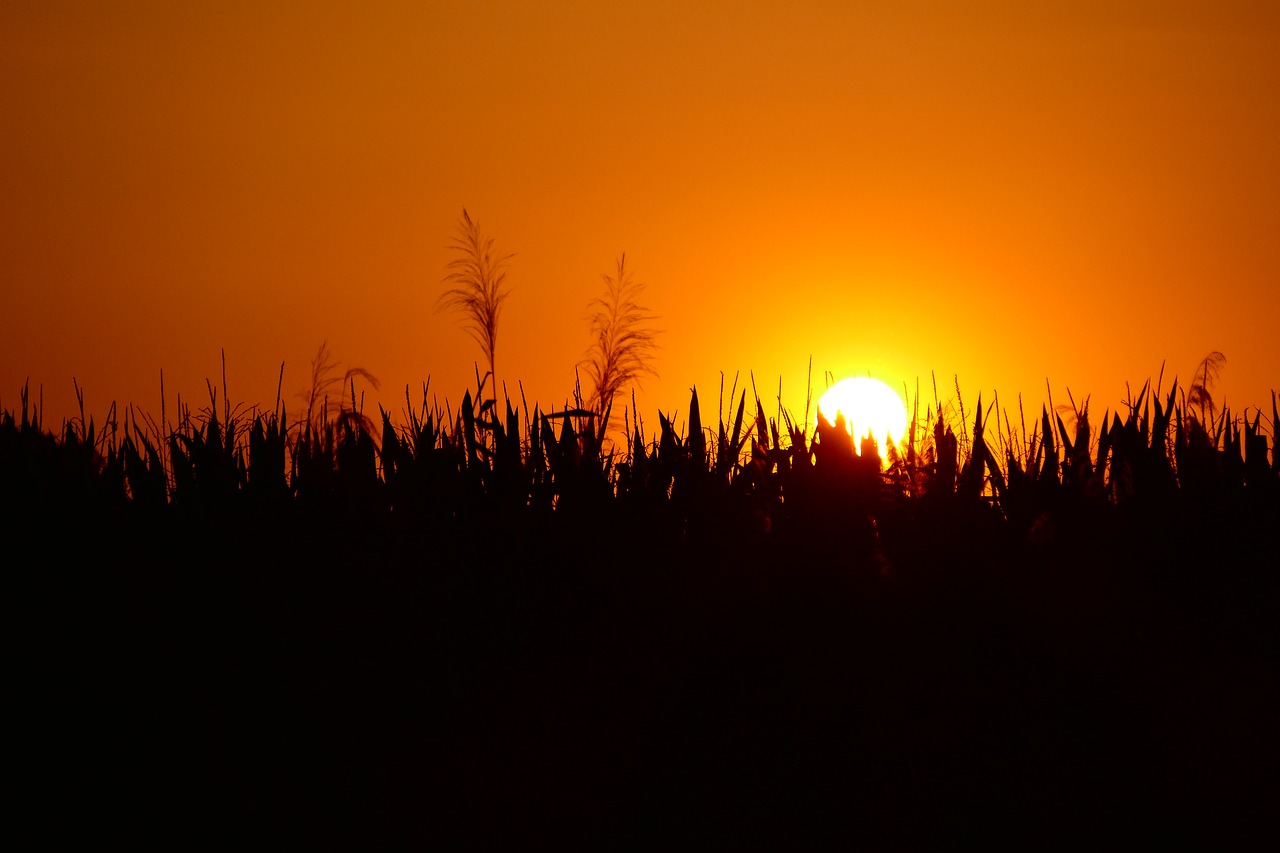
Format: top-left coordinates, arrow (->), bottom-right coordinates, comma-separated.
2,2 -> 1277,428
818,377 -> 909,455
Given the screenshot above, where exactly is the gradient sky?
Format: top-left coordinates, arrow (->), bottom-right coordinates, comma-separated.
3,1 -> 1277,434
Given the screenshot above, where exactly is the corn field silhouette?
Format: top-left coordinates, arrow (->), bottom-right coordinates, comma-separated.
6,361 -> 1277,847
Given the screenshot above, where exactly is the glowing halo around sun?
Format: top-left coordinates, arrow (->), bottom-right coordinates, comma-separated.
817,377 -> 909,456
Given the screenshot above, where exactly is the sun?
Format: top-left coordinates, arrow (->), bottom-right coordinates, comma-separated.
817,377 -> 909,455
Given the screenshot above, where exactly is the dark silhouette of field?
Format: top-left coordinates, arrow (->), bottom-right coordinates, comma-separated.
6,378 -> 1277,847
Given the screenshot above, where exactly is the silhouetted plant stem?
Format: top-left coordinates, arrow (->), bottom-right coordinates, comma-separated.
438,208 -> 512,410
582,253 -> 659,436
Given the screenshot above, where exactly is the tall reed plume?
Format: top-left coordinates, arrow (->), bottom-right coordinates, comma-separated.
582,253 -> 659,431
438,208 -> 512,404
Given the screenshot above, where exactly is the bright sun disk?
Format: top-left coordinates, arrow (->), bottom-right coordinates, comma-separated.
817,377 -> 909,456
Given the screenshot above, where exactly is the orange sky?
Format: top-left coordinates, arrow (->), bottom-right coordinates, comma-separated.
3,1 -> 1277,435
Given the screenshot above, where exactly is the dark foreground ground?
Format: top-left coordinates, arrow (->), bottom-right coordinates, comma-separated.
16,496 -> 1278,848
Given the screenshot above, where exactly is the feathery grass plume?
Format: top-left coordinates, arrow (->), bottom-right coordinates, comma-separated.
582,253 -> 660,431
295,341 -> 380,439
438,208 -> 512,400
1187,350 -> 1226,427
